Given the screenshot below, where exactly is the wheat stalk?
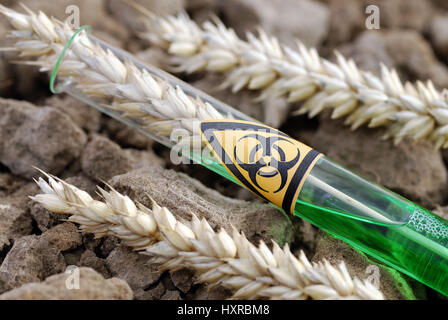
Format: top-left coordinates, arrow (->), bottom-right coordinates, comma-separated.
30,169 -> 384,300
138,11 -> 448,149
0,4 -> 225,144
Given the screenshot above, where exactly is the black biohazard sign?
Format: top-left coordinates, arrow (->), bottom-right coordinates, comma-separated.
200,120 -> 322,213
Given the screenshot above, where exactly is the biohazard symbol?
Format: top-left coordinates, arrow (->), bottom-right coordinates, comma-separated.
200,120 -> 322,214
233,134 -> 300,193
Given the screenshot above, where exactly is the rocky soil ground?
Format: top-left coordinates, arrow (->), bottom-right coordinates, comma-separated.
0,0 -> 448,300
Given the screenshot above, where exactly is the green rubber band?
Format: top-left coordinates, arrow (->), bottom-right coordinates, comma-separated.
50,25 -> 92,94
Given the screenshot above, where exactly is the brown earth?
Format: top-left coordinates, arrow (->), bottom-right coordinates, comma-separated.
0,0 -> 447,300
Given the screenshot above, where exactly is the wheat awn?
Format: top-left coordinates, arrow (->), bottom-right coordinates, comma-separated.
138,10 -> 448,149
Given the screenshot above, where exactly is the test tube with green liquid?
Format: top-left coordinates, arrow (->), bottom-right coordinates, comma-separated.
50,28 -> 448,297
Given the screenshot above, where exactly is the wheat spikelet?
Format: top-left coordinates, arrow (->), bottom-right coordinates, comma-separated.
0,4 -> 226,143
30,169 -> 384,300
138,11 -> 448,149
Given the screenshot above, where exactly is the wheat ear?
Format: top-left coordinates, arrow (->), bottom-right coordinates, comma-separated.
138,11 -> 448,149
0,4 -> 225,143
30,170 -> 384,300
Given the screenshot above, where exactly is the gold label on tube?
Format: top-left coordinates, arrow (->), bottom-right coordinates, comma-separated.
200,120 -> 322,214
